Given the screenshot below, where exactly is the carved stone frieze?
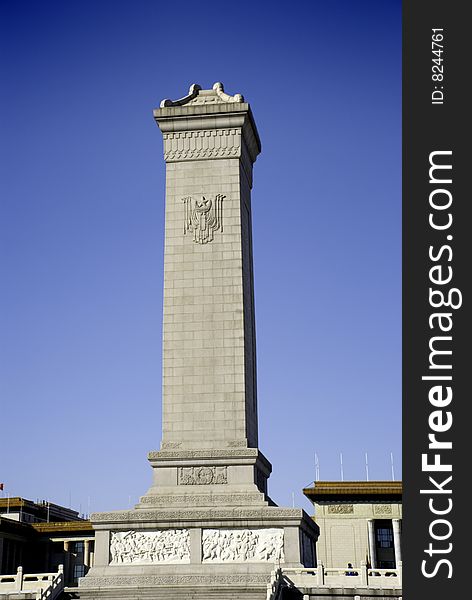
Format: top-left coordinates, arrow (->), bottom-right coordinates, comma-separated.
178,466 -> 227,485
139,493 -> 263,507
327,504 -> 354,514
149,448 -> 260,460
226,440 -> 248,448
80,573 -> 271,588
374,504 -> 393,515
160,441 -> 182,449
202,528 -> 284,563
163,129 -> 242,162
92,507 -> 303,523
110,530 -> 189,565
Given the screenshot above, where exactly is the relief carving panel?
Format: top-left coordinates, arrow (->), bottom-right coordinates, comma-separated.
374,504 -> 393,515
110,530 -> 190,564
178,466 -> 227,485
327,504 -> 354,514
182,195 -> 225,244
202,528 -> 284,563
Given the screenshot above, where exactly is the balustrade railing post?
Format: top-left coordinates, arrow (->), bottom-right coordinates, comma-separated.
316,560 -> 325,585
360,560 -> 368,585
15,566 -> 23,590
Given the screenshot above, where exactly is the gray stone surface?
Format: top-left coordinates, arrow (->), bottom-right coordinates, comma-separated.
79,83 -> 319,598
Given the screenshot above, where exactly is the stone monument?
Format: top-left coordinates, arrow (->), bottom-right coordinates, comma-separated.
79,83 -> 319,599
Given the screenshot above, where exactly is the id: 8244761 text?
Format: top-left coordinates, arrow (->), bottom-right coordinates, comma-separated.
431,28 -> 445,105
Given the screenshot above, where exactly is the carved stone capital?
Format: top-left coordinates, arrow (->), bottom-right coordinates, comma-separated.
154,83 -> 261,173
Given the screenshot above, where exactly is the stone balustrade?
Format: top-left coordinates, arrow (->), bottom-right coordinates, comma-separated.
281,560 -> 402,590
0,565 -> 64,600
266,565 -> 283,600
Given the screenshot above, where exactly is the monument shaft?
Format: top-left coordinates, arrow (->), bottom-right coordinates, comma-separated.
158,92 -> 260,449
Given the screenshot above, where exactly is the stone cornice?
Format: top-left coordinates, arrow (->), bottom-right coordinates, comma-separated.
90,506 -> 312,526
149,448 -> 259,459
147,448 -> 272,473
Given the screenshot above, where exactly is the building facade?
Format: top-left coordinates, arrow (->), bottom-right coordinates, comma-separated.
303,481 -> 402,570
0,497 -> 94,587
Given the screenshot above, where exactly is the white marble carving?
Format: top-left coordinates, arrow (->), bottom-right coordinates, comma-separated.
178,466 -> 227,485
110,530 -> 190,565
202,529 -> 284,563
160,83 -> 201,108
160,82 -> 243,108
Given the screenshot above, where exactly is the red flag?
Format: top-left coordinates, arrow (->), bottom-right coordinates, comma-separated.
0,483 -> 4,490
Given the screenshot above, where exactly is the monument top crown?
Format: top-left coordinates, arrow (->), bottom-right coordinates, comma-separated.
155,81 -> 261,165
160,82 -> 244,108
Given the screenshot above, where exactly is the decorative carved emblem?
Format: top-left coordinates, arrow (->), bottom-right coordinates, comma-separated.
182,194 -> 224,244
178,466 -> 227,485
110,530 -> 190,564
327,504 -> 354,514
202,529 -> 284,563
374,504 -> 393,515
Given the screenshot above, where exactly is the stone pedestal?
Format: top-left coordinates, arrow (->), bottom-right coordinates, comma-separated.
79,83 -> 318,599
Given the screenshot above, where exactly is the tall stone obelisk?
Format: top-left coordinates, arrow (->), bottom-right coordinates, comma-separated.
158,81 -> 259,453
79,83 -> 318,599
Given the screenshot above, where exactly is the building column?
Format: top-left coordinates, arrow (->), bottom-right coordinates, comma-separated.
367,520 -> 377,569
392,519 -> 402,565
84,540 -> 91,569
63,541 -> 71,585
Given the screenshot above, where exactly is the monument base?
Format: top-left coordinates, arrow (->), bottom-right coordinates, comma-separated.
79,449 -> 318,598
79,509 -> 316,599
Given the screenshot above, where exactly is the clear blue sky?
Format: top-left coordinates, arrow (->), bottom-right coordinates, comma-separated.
0,0 -> 401,515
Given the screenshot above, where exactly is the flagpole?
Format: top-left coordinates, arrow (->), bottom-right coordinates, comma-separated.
314,452 -> 320,482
